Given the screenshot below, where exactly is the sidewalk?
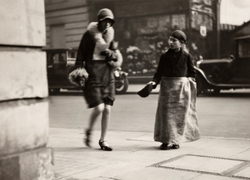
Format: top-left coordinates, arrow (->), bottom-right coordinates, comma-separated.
48,128 -> 250,180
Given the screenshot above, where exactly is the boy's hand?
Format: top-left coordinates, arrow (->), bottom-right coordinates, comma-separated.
147,81 -> 156,86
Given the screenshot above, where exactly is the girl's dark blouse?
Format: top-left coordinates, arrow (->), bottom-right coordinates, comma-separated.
153,48 -> 196,84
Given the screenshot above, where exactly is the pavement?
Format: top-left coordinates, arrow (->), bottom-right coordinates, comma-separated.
49,85 -> 250,180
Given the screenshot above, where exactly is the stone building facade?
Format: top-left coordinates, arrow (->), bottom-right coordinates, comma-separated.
44,0 -> 221,76
45,0 -> 90,49
0,0 -> 53,179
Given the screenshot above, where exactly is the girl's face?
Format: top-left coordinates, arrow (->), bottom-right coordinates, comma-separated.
168,36 -> 182,51
98,19 -> 113,32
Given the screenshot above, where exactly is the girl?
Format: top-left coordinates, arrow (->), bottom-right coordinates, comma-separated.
75,8 -> 122,151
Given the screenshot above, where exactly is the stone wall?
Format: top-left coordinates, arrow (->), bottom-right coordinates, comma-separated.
0,0 -> 53,179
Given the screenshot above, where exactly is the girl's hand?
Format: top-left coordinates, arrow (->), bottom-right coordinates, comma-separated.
188,77 -> 196,82
108,60 -> 115,66
100,49 -> 113,57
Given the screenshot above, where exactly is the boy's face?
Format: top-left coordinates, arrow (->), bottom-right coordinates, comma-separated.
98,19 -> 113,32
168,36 -> 182,50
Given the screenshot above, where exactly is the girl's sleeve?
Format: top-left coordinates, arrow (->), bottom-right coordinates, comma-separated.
110,49 -> 123,68
153,54 -> 164,84
107,41 -> 123,69
75,33 -> 87,68
187,54 -> 196,77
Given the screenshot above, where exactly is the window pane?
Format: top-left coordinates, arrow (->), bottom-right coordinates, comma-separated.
238,39 -> 250,58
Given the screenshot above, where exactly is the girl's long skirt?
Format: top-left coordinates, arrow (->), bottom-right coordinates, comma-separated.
154,77 -> 200,145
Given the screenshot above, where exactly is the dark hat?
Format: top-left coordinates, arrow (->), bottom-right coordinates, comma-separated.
97,8 -> 115,25
137,84 -> 154,98
171,30 -> 187,43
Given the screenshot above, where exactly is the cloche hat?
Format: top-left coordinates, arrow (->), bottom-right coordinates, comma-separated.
97,8 -> 115,25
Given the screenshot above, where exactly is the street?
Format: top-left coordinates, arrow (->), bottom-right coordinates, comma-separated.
49,86 -> 250,139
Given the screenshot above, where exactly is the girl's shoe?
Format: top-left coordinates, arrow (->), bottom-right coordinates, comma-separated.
84,129 -> 91,147
99,140 -> 113,151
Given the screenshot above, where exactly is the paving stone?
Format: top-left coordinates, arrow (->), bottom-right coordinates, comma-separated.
156,155 -> 243,174
234,165 -> 250,179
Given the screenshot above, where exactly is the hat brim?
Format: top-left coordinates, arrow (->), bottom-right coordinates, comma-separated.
99,17 -> 115,23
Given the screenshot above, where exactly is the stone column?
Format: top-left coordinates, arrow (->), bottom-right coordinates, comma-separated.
0,1 -> 53,179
